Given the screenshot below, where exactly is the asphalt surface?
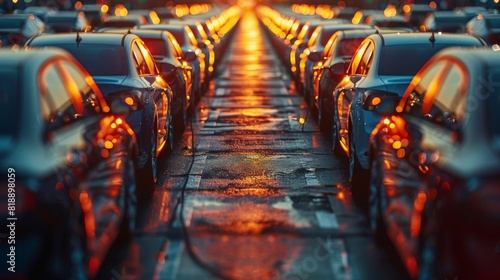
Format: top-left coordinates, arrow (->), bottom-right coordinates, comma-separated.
97,10 -> 409,280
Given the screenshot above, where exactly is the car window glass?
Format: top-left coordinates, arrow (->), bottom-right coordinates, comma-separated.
132,42 -> 151,75
356,42 -> 374,75
60,60 -> 102,115
196,23 -> 209,40
39,63 -> 80,130
423,63 -> 467,129
141,38 -> 168,57
168,33 -> 183,56
138,41 -> 157,74
323,36 -> 337,57
347,41 -> 369,75
403,60 -> 447,117
307,26 -> 321,48
169,29 -> 185,46
185,26 -> 199,47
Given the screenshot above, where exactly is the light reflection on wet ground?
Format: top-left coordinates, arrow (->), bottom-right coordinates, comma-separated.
96,9 -> 408,280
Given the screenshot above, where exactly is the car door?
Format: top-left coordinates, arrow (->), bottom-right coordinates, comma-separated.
337,40 -> 374,149
386,59 -> 468,251
40,57 -> 135,269
131,40 -> 169,146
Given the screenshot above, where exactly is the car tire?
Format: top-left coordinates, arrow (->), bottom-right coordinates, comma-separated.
117,155 -> 136,244
369,151 -> 386,243
318,94 -> 332,134
164,112 -> 174,156
173,95 -> 187,135
137,122 -> 157,197
331,120 -> 344,157
349,128 -> 369,210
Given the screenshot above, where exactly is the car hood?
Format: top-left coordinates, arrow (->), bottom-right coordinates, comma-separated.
93,76 -> 127,96
379,75 -> 414,96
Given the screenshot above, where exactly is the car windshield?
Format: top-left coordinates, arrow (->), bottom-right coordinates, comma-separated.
141,38 -> 168,57
36,44 -> 127,76
0,70 -> 18,136
379,44 -> 478,76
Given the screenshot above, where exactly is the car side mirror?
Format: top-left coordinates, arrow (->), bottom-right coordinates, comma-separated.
183,51 -> 198,62
329,62 -> 347,76
363,90 -> 401,115
307,51 -> 322,62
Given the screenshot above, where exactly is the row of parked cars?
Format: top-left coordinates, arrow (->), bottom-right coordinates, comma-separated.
259,4 -> 500,280
0,3 -> 242,279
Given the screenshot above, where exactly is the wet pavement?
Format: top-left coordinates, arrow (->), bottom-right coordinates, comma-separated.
97,10 -> 408,280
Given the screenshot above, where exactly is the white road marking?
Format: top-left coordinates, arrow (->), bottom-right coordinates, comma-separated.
190,155 -> 207,175
185,175 -> 202,190
158,241 -> 184,280
315,211 -> 339,229
328,239 -> 352,280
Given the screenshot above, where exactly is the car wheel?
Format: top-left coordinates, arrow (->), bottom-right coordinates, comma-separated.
318,94 -> 332,134
369,151 -> 386,242
173,95 -> 187,135
331,120 -> 344,157
349,128 -> 369,209
137,122 -> 157,196
117,155 -> 136,244
164,113 -> 174,156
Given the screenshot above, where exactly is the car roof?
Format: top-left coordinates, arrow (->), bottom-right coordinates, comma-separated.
0,47 -> 71,70
28,32 -> 134,46
140,24 -> 184,31
101,28 -> 168,40
322,24 -> 373,31
335,29 -> 377,39
435,47 -> 500,71
372,32 -> 484,46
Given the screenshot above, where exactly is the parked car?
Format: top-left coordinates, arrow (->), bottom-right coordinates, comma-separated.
44,11 -> 89,33
368,48 -> 500,280
401,4 -> 436,29
298,24 -> 372,103
333,33 -> 486,196
139,24 -> 206,101
0,14 -> 45,48
422,11 -> 471,33
466,13 -> 500,45
128,9 -> 161,24
172,20 -> 217,80
100,28 -> 197,134
14,6 -> 57,21
363,14 -> 414,31
332,7 -> 359,21
76,4 -> 108,29
309,29 -> 376,133
98,15 -> 148,31
26,32 -> 174,190
0,47 -> 138,279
